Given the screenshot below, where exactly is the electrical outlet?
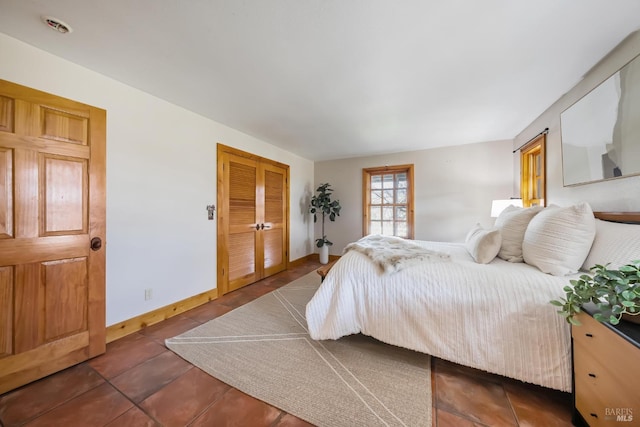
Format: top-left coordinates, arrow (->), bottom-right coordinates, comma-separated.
144,288 -> 152,301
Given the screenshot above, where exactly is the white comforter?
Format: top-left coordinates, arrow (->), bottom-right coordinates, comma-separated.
306,241 -> 573,392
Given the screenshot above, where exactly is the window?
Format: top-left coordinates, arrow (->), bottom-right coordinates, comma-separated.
362,164 -> 414,239
520,134 -> 545,207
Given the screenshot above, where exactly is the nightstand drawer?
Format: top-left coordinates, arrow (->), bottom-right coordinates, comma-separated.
574,340 -> 638,426
572,313 -> 640,370
572,312 -> 640,427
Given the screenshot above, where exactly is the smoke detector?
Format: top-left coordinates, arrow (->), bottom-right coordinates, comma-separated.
42,16 -> 73,34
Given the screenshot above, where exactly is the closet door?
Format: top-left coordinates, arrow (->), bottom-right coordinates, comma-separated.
261,162 -> 287,278
220,152 -> 260,293
217,145 -> 289,295
0,80 -> 106,394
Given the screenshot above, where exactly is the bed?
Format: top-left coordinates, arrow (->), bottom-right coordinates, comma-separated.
305,204 -> 640,392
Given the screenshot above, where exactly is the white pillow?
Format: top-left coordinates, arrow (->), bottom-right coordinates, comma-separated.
582,219 -> 640,271
465,224 -> 502,264
522,202 -> 596,276
494,205 -> 544,262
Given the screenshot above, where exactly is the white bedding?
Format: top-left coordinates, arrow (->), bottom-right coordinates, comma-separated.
305,241 -> 573,392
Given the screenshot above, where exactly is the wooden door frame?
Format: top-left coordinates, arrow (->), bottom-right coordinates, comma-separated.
216,144 -> 290,296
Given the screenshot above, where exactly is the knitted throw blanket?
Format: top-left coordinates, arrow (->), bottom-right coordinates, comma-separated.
343,235 -> 450,274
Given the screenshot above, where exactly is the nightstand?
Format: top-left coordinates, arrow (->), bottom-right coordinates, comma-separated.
571,304 -> 640,426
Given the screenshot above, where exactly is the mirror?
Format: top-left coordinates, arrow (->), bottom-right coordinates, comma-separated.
560,53 -> 640,186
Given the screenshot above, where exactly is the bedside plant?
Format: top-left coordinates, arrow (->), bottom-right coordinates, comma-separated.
309,183 -> 341,248
551,261 -> 640,325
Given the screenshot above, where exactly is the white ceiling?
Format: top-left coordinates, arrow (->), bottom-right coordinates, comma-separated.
1,1 -> 639,161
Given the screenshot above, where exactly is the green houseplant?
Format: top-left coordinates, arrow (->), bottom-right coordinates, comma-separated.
551,261 -> 640,325
309,183 -> 341,264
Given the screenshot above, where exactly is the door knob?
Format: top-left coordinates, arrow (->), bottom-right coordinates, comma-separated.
90,237 -> 102,251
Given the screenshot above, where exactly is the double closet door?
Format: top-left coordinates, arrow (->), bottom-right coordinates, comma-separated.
217,145 -> 289,295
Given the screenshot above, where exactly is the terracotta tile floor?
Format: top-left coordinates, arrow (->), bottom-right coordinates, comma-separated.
0,261 -> 574,426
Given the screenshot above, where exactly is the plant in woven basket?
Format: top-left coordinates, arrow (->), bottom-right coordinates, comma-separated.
551,261 -> 640,325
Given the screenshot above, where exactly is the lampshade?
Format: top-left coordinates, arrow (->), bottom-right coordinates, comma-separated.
491,199 -> 523,217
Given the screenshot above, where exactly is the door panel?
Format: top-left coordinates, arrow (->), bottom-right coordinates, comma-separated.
229,160 -> 257,229
0,96 -> 13,132
263,229 -> 283,270
43,258 -> 88,341
225,154 -> 259,291
0,266 -> 12,357
13,263 -> 42,353
0,79 -> 106,394
41,155 -> 87,235
14,149 -> 38,238
0,148 -> 12,238
261,163 -> 287,277
40,107 -> 88,145
264,169 -> 284,223
228,232 -> 256,290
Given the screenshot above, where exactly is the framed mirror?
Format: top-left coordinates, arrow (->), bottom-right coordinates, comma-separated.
560,53 -> 640,186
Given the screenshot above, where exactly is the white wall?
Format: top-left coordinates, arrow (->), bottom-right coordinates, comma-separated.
314,139 -> 514,254
514,31 -> 640,209
0,33 -> 315,326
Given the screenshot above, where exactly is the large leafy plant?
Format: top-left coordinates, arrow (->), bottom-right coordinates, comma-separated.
551,261 -> 640,325
309,183 -> 341,248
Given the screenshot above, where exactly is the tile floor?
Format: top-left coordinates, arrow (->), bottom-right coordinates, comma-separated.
0,260 -> 574,426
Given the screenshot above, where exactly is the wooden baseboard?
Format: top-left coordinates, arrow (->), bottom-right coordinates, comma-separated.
290,253 -> 341,266
288,254 -> 314,268
105,255 -> 333,344
106,288 -> 218,343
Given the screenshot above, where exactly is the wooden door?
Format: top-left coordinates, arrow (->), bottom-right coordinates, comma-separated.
220,152 -> 260,292
0,80 -> 106,394
217,145 -> 288,295
261,162 -> 287,278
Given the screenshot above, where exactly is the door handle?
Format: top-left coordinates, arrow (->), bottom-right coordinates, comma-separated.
255,224 -> 260,230
90,237 -> 102,251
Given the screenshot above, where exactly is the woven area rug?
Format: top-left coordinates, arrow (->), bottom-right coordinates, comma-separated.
166,272 -> 432,427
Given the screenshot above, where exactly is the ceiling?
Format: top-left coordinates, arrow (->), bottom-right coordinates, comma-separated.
1,1 -> 639,161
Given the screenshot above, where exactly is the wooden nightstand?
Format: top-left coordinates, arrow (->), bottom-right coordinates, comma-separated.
571,304 -> 640,426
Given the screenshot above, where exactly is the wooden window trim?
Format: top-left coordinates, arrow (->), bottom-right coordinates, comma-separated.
520,134 -> 546,207
362,164 -> 415,239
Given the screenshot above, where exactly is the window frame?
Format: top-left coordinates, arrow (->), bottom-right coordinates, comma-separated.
362,164 -> 415,239
520,134 -> 546,207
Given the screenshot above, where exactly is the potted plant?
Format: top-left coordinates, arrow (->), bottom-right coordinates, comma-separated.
550,261 -> 640,325
309,183 -> 341,264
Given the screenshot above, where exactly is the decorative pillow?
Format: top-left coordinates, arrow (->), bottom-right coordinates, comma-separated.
522,202 -> 596,276
465,223 -> 502,264
494,205 -> 544,262
582,219 -> 640,271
